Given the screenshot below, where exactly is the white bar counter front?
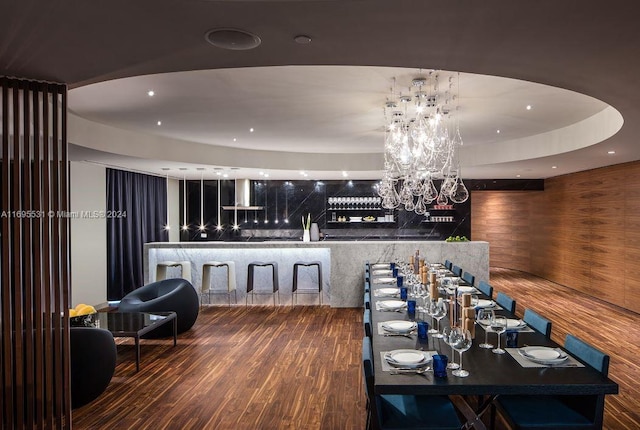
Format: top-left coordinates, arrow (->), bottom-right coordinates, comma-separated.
144,241 -> 489,308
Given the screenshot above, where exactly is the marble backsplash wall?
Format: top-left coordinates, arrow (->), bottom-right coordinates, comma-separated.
181,179 -> 472,241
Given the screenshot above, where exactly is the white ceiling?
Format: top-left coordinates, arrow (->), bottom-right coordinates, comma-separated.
3,0 -> 640,181
68,66 -> 608,153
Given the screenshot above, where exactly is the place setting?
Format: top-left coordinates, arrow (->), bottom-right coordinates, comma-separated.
475,298 -> 497,309
376,299 -> 407,312
379,349 -> 435,375
372,268 -> 393,276
373,277 -> 398,285
504,318 -> 534,333
373,287 -> 400,298
377,320 -> 417,337
507,346 -> 585,368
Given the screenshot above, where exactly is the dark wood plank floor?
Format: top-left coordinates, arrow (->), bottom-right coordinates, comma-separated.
73,268 -> 640,429
72,305 -> 366,430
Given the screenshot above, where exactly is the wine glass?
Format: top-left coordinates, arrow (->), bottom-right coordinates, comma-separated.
491,315 -> 507,354
477,309 -> 495,349
442,326 -> 460,369
427,300 -> 439,334
451,328 -> 473,377
431,300 -> 448,338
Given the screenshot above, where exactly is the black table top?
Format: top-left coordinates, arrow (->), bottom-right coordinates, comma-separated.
369,272 -> 619,397
95,311 -> 176,337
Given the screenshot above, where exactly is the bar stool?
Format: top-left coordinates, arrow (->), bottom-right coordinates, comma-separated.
292,261 -> 323,305
201,261 -> 237,306
246,261 -> 279,305
156,261 -> 192,282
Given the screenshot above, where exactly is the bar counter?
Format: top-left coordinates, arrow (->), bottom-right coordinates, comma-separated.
144,241 -> 489,307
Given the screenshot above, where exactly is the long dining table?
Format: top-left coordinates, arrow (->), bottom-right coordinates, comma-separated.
367,263 -> 619,429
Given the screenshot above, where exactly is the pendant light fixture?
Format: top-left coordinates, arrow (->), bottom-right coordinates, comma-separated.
264,180 -> 269,224
181,173 -> 189,231
274,187 -> 279,224
199,171 -> 206,231
284,181 -> 290,223
164,172 -> 171,231
216,178 -> 222,230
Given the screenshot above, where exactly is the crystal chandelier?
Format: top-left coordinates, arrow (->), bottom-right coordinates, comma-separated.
378,71 -> 469,215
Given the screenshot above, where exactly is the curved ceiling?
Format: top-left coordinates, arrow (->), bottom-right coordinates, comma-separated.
3,0 -> 640,180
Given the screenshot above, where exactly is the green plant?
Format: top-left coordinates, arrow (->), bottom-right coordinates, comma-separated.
445,235 -> 469,242
302,213 -> 311,230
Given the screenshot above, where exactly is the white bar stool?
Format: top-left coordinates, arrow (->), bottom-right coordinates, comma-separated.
201,261 -> 237,306
156,261 -> 192,282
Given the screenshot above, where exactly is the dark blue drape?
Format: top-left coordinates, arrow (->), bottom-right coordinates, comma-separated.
107,169 -> 168,300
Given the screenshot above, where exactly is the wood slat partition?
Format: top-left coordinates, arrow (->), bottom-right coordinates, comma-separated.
0,77 -> 70,429
472,161 -> 640,314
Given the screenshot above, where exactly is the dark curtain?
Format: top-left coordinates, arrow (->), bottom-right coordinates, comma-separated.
107,168 -> 168,300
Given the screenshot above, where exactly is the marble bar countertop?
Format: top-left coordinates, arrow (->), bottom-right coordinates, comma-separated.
144,241 -> 489,308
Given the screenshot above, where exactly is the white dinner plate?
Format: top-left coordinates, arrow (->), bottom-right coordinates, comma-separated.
377,287 -> 399,297
506,319 -> 527,329
372,263 -> 390,269
373,269 -> 393,275
475,299 -> 496,308
382,320 -> 417,334
384,349 -> 431,368
378,300 -> 406,310
518,346 -> 568,364
373,277 -> 397,284
457,286 -> 475,294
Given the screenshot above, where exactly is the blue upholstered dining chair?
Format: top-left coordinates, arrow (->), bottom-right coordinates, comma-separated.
361,337 -> 462,430
364,292 -> 371,310
477,281 -> 493,299
523,308 -> 552,338
496,292 -> 516,314
494,334 -> 610,430
363,309 -> 372,338
462,271 -> 475,285
451,265 -> 463,277
444,259 -> 453,270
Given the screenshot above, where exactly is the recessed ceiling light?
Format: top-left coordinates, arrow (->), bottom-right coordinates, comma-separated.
263,174 -> 269,178
516,174 -> 521,178
249,128 -> 254,133
526,105 -> 532,110
342,171 -> 348,177
294,35 -> 312,44
496,129 -> 501,134
157,121 -> 162,126
233,138 -> 237,142
608,150 -> 616,154
147,90 -> 155,97
216,171 -> 222,176
223,173 -> 229,178
552,166 -> 557,169
299,171 -> 306,175
259,171 -> 264,176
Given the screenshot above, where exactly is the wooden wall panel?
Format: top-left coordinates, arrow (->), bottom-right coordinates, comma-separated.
0,78 -> 70,429
473,161 -> 640,314
471,191 -> 537,273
